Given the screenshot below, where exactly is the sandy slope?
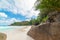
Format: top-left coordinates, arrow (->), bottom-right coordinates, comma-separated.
1,26 -> 34,40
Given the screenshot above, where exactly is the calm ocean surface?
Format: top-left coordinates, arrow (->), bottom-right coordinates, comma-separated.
0,26 -> 25,32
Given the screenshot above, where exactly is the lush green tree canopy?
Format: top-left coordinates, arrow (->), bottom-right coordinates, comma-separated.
36,0 -> 60,11
35,0 -> 60,23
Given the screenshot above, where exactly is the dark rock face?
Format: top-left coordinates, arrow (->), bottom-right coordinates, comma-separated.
34,22 -> 39,26
0,33 -> 7,40
27,22 -> 60,40
47,11 -> 60,22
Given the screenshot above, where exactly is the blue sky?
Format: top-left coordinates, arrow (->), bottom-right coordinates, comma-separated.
0,0 -> 39,25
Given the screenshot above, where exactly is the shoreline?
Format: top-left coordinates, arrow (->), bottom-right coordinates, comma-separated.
0,26 -> 34,40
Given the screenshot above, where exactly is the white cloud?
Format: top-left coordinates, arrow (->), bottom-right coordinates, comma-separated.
0,0 -> 40,25
0,12 -> 7,18
0,0 -> 39,18
15,0 -> 39,18
0,18 -> 21,25
10,18 -> 21,22
25,9 -> 40,18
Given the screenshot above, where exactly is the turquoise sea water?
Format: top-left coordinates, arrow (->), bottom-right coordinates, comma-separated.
0,26 -> 24,32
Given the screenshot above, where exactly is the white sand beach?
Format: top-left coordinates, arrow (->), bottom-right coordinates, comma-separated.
0,26 -> 34,40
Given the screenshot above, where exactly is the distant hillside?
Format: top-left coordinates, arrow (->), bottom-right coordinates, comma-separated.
10,21 -> 31,26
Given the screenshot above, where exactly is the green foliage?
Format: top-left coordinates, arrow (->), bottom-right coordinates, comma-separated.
35,0 -> 60,23
36,0 -> 60,11
11,0 -> 60,26
11,21 -> 31,26
29,18 -> 40,25
29,13 -> 48,25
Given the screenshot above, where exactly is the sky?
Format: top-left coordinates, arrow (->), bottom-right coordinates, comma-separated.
0,0 -> 39,26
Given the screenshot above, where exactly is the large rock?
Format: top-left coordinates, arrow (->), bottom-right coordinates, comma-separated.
27,22 -> 60,40
47,11 -> 60,22
0,33 -> 7,40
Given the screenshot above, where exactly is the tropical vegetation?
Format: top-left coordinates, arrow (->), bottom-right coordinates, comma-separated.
33,0 -> 60,24
11,0 -> 60,26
